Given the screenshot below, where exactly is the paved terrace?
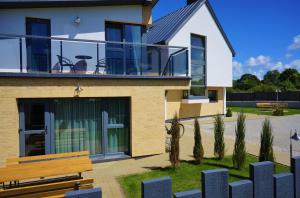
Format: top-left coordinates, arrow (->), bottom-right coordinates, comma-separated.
84,113 -> 298,197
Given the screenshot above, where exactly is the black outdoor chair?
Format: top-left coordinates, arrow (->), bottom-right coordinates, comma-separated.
57,55 -> 75,73
94,58 -> 106,74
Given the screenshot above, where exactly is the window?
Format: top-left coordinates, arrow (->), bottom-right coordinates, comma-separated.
190,34 -> 206,96
105,22 -> 146,75
208,90 -> 218,102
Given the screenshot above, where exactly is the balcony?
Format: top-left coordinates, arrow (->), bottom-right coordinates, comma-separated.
0,34 -> 189,79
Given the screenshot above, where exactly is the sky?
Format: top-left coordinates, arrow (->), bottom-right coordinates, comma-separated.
152,0 -> 300,80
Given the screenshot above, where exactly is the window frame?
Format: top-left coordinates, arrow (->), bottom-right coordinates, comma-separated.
190,33 -> 207,97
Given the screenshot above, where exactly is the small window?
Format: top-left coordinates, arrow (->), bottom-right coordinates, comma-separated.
208,90 -> 218,102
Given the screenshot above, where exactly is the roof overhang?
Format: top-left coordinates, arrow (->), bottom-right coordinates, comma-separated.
0,0 -> 158,9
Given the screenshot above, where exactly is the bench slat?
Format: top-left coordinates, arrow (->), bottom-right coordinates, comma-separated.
6,151 -> 89,165
0,157 -> 92,183
4,185 -> 93,198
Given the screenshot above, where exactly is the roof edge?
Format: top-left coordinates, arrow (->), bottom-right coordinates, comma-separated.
163,0 -> 235,57
0,0 -> 157,9
205,0 -> 236,57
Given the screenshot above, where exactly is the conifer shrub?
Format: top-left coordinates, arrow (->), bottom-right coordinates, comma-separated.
193,118 -> 204,164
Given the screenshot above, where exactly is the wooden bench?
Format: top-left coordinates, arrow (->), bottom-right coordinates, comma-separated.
0,178 -> 94,198
256,102 -> 288,110
1,152 -> 93,197
6,151 -> 89,166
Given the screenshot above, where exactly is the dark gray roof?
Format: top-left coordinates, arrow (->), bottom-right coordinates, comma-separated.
0,0 -> 158,9
147,0 -> 235,56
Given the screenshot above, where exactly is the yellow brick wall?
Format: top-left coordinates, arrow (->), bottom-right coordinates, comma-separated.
166,87 -> 225,120
0,77 -> 189,166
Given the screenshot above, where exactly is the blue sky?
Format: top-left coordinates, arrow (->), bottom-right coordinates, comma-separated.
153,0 -> 300,80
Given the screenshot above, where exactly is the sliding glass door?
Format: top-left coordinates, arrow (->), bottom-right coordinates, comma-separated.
53,99 -> 103,155
19,98 -> 130,158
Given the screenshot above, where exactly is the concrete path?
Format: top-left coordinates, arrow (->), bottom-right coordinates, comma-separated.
86,113 -> 297,197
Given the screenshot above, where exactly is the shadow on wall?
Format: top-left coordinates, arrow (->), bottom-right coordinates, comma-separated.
179,103 -> 202,118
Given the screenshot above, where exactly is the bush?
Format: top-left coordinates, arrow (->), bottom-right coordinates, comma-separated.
193,118 -> 204,164
259,118 -> 275,162
226,108 -> 232,117
165,113 -> 185,168
232,112 -> 246,169
214,114 -> 225,160
272,108 -> 284,116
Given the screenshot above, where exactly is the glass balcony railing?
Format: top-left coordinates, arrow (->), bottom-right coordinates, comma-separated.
0,34 -> 189,77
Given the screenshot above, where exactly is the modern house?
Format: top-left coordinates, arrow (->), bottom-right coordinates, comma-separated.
0,0 -> 234,164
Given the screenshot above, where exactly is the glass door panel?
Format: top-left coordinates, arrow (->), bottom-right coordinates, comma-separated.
53,99 -> 103,155
105,98 -> 129,154
26,18 -> 51,73
19,102 -> 50,156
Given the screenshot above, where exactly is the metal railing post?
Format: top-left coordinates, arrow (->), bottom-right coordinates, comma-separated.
19,38 -> 23,72
60,40 -> 63,72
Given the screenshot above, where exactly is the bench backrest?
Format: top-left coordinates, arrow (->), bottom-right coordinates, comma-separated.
256,103 -> 288,108
0,178 -> 94,198
6,151 -> 89,166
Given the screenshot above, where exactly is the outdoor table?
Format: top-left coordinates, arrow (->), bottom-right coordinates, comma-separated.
0,157 -> 92,187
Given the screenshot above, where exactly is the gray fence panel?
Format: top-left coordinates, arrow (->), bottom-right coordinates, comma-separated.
174,189 -> 201,198
273,172 -> 294,198
229,180 -> 253,198
141,176 -> 172,198
292,156 -> 300,198
250,161 -> 274,198
202,169 -> 228,198
65,188 -> 102,198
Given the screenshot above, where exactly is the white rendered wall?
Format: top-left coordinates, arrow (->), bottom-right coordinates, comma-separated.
0,5 -> 143,72
168,4 -> 233,87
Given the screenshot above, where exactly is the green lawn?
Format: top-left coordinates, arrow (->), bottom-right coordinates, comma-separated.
118,155 -> 289,198
230,106 -> 300,116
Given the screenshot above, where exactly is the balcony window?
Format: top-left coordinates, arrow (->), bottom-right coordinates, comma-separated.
190,34 -> 206,96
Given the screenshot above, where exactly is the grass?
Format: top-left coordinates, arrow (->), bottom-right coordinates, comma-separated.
230,106 -> 300,116
118,155 -> 289,198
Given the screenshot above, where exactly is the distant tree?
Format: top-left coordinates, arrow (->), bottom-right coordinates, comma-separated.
259,118 -> 275,162
214,115 -> 225,160
263,70 -> 280,85
251,84 -> 277,93
193,119 -> 204,164
278,80 -> 297,91
279,68 -> 299,85
236,74 -> 261,90
232,112 -> 246,170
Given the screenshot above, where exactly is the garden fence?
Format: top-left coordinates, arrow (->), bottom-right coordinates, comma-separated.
141,156 -> 300,198
227,91 -> 300,101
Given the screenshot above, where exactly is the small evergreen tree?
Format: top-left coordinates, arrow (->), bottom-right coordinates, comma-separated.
214,114 -> 225,160
165,113 -> 185,168
232,112 -> 246,169
193,118 -> 204,164
259,118 -> 275,162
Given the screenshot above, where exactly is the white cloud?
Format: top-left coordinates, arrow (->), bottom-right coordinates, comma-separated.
246,55 -> 271,66
290,59 -> 300,70
288,35 -> 300,51
232,61 -> 243,79
285,53 -> 293,59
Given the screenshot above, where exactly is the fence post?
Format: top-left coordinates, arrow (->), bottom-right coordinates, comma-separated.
141,177 -> 172,198
250,161 -> 274,198
202,169 -> 229,198
229,180 -> 253,198
292,156 -> 300,198
273,172 -> 294,198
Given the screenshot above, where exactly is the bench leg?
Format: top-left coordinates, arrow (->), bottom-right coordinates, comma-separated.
78,172 -> 82,178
